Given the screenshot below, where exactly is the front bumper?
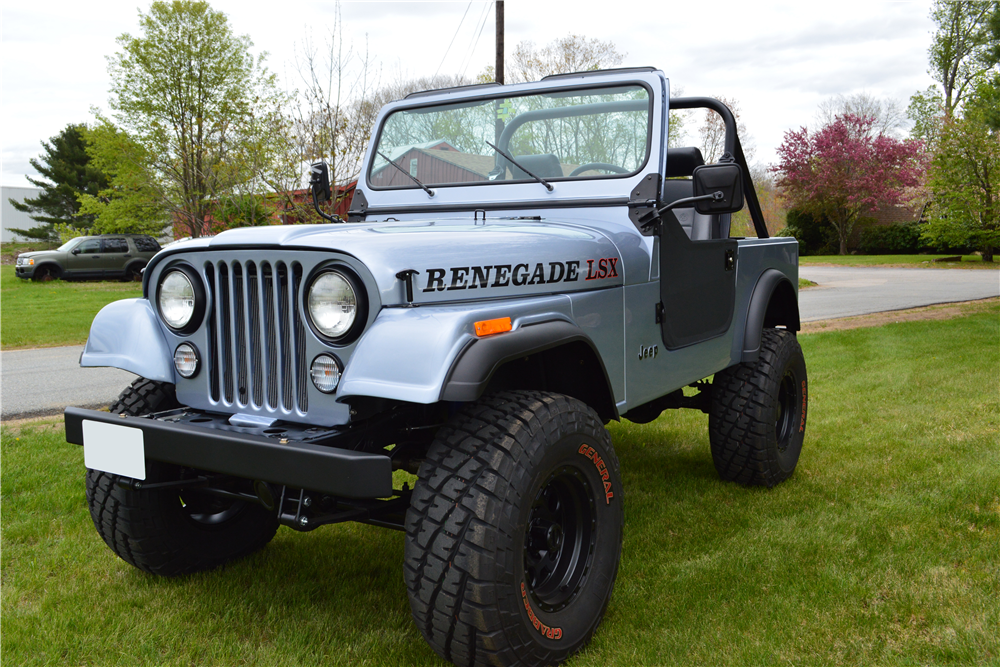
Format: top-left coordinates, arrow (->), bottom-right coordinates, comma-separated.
14,265 -> 35,279
65,407 -> 392,498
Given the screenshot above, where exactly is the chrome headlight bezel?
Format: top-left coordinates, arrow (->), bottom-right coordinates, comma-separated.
305,266 -> 368,345
156,264 -> 205,334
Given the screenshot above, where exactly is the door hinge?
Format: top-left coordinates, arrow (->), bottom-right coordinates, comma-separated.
655,302 -> 664,324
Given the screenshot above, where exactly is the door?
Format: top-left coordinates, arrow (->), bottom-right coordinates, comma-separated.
100,238 -> 131,276
658,209 -> 737,350
66,238 -> 104,277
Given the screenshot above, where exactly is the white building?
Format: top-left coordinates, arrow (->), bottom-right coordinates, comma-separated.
2,186 -> 44,242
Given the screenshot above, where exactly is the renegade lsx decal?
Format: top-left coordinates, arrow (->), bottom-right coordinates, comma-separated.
422,258 -> 619,292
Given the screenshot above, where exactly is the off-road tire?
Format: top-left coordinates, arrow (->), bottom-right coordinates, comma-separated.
86,378 -> 279,576
404,391 -> 623,667
709,328 -> 807,487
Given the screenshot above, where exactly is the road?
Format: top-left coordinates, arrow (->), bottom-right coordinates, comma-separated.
2,266 -> 997,420
798,266 -> 999,321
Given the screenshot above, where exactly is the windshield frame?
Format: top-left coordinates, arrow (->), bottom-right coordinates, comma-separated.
366,80 -> 655,193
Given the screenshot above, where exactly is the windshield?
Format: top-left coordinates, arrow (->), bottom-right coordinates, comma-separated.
57,237 -> 87,252
370,84 -> 651,190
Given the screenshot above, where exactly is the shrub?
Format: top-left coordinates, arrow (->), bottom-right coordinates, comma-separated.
859,222 -> 924,254
781,208 -> 837,255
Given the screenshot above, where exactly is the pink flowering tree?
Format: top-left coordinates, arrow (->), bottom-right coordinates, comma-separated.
773,114 -> 926,254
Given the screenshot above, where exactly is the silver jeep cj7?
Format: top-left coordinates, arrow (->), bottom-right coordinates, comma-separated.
65,67 -> 806,667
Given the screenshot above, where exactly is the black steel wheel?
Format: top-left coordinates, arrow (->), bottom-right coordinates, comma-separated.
405,391 -> 623,667
85,378 -> 279,576
709,328 -> 808,487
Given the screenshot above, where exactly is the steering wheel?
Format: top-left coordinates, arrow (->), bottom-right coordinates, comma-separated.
569,163 -> 629,176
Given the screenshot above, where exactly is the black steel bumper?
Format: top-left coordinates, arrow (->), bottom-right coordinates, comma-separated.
64,407 -> 392,499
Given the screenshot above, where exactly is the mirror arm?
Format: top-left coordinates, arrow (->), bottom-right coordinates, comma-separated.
311,186 -> 342,223
639,192 -> 723,232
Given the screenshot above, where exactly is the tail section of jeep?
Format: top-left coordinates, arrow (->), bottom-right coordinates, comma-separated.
66,68 -> 805,667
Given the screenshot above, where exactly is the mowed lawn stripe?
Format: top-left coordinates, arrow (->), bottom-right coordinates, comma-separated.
2,305 -> 997,666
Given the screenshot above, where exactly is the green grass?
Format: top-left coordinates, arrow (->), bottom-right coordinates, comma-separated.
2,306 -> 998,666
801,254 -> 998,268
0,265 -> 142,349
798,277 -> 817,289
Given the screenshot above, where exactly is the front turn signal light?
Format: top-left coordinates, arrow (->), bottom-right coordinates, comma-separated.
474,317 -> 512,337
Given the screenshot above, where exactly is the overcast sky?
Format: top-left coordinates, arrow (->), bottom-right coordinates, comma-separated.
1,0 -> 936,188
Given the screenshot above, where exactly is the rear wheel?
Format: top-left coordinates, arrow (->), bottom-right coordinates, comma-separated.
405,391 -> 623,667
85,378 -> 279,576
709,328 -> 807,487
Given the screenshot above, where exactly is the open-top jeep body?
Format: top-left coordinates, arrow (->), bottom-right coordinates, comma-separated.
65,67 -> 806,667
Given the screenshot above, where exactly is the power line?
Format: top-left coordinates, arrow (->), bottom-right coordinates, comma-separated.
459,1 -> 493,79
434,1 -> 474,79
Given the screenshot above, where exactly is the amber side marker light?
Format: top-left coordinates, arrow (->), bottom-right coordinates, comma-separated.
475,317 -> 512,337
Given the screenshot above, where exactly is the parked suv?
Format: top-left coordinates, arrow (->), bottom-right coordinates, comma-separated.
15,234 -> 161,282
67,69 -> 806,667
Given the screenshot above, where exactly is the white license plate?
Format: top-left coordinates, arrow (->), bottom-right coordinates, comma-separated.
83,420 -> 146,480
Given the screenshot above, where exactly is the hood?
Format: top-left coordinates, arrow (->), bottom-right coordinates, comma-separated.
176,218 -> 625,306
16,249 -> 61,261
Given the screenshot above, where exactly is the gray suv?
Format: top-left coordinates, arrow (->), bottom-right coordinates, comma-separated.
15,234 -> 161,281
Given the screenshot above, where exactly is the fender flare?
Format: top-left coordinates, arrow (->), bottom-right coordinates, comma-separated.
741,268 -> 800,363
441,320 -> 618,420
80,298 -> 174,382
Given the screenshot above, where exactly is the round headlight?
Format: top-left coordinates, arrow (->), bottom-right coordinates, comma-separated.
308,271 -> 357,339
310,354 -> 341,393
159,270 -> 196,329
173,343 -> 199,378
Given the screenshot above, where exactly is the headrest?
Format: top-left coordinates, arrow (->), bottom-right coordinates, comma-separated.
665,147 -> 705,178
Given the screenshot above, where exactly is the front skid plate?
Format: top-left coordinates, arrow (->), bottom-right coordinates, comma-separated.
65,407 -> 392,499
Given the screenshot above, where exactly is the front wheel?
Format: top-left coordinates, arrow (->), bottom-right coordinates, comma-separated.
85,378 -> 279,576
405,391 -> 623,667
709,328 -> 808,487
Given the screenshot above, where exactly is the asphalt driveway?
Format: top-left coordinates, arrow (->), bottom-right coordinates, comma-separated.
798,266 -> 998,322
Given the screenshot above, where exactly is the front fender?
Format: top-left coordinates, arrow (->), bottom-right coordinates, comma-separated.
80,299 -> 173,382
337,296 -> 574,404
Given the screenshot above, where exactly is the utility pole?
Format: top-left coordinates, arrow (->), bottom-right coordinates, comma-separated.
495,1 -> 504,84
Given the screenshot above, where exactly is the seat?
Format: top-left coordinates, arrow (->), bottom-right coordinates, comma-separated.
664,147 -> 719,240
508,153 -> 563,180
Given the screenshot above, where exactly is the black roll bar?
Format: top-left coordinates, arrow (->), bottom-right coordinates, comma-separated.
669,97 -> 769,239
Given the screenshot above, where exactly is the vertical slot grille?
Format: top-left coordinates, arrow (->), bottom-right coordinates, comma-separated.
205,259 -> 307,416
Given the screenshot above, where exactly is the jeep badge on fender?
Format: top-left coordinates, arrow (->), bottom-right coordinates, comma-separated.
65,68 -> 806,667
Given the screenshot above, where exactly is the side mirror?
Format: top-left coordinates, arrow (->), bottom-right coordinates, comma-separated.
692,163 -> 744,214
72,248 -> 81,255
310,162 -> 332,203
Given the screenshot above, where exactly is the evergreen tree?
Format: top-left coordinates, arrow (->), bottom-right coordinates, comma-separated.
7,124 -> 108,241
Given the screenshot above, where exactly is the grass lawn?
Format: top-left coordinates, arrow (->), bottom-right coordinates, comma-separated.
0,265 -> 142,349
2,306 -> 998,666
801,254 -> 998,269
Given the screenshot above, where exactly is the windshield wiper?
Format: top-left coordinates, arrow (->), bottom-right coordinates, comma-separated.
486,141 -> 554,192
377,151 -> 435,197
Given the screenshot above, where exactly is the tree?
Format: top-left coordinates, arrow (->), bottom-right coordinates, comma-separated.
906,86 -> 946,147
288,1 -> 382,221
7,124 -> 108,241
96,1 -> 289,237
698,95 -> 755,164
503,34 -> 625,84
924,94 -> 1000,261
773,114 -> 926,255
77,121 -> 170,237
928,0 -> 994,116
817,92 -> 906,138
